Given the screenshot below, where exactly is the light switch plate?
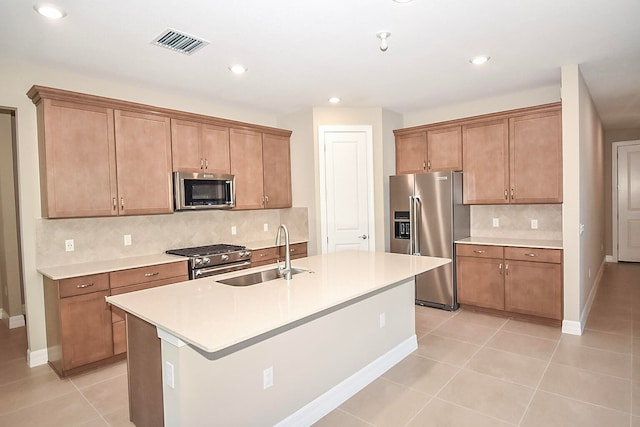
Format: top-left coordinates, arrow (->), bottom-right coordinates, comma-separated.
263,367 -> 273,389
531,219 -> 538,229
264,223 -> 269,232
164,361 -> 175,389
124,234 -> 132,246
492,218 -> 499,228
231,226 -> 237,235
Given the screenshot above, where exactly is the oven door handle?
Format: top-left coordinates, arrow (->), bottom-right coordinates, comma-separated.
193,261 -> 252,279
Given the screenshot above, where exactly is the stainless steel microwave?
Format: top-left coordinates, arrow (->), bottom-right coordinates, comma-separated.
173,172 -> 235,210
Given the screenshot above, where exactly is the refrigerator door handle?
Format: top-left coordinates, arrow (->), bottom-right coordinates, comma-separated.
413,195 -> 421,256
409,196 -> 415,255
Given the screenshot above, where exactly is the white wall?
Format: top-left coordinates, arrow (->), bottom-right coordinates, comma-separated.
560,64 -> 605,334
0,57 -> 279,364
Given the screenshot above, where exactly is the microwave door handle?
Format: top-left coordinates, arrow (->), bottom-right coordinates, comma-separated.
413,196 -> 421,256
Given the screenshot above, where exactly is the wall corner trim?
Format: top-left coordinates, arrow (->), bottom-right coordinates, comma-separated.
27,348 -> 49,368
562,320 -> 583,336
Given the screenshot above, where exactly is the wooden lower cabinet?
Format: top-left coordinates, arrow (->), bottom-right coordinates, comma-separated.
250,242 -> 308,267
456,244 -> 563,321
44,273 -> 114,376
43,261 -> 188,377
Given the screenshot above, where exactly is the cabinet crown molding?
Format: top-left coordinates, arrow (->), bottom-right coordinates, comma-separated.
26,85 -> 292,137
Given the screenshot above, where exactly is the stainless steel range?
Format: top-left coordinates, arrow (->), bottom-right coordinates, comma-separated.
166,244 -> 252,279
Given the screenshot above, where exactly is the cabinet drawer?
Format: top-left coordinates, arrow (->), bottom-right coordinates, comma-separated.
456,244 -> 503,259
110,275 -> 188,322
505,247 -> 562,263
251,247 -> 279,263
110,261 -> 188,289
59,273 -> 110,298
278,242 -> 308,259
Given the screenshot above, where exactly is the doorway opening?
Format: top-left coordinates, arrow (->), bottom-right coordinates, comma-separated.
612,140 -> 640,262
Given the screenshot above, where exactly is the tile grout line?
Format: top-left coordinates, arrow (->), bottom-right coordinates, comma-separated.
69,378 -> 112,426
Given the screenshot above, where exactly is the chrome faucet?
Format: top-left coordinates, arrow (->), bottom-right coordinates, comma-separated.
275,224 -> 291,280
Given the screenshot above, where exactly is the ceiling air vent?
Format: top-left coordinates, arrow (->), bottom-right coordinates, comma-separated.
152,29 -> 209,55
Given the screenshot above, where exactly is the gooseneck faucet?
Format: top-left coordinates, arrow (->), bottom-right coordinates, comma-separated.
275,224 -> 292,280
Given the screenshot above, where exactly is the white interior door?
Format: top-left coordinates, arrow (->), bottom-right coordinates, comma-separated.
319,126 -> 373,253
618,143 -> 640,261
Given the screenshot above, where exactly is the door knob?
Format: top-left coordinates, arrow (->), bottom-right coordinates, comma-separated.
358,234 -> 368,240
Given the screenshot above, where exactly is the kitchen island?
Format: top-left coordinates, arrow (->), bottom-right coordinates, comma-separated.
107,250 -> 449,427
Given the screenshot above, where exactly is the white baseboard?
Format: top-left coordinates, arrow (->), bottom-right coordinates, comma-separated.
563,258 -> 606,336
9,314 -> 25,329
275,335 -> 418,427
27,348 -> 49,368
605,255 -> 615,263
562,320 -> 583,335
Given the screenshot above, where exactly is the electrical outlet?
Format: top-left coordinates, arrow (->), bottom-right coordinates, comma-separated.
264,223 -> 269,232
124,234 -> 132,246
263,367 -> 273,389
492,218 -> 500,228
231,226 -> 237,235
65,239 -> 74,252
531,219 -> 538,229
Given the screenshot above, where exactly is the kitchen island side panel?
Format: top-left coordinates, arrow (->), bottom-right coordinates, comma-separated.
161,279 -> 415,426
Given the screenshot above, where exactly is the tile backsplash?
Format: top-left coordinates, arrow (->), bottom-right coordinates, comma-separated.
37,208 -> 308,268
470,204 -> 562,240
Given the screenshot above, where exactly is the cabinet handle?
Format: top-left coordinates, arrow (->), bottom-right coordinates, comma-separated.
200,158 -> 204,169
473,250 -> 486,254
510,189 -> 514,200
427,160 -> 431,170
504,189 -> 508,200
205,158 -> 209,169
524,253 -> 537,257
498,263 -> 502,274
120,197 -> 125,210
505,263 -> 509,275
260,253 -> 266,257
290,248 -> 295,253
423,161 -> 426,170
264,195 -> 269,206
112,197 -> 117,211
144,272 -> 159,277
76,282 -> 94,289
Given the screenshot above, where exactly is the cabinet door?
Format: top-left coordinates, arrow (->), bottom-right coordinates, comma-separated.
509,109 -> 562,203
462,119 -> 509,204
40,99 -> 117,218
505,260 -> 562,319
457,256 -> 504,310
395,132 -> 427,174
114,110 -> 173,215
60,290 -> 113,370
427,126 -> 462,172
201,124 -> 230,173
262,133 -> 292,209
171,119 -> 202,172
230,128 -> 264,209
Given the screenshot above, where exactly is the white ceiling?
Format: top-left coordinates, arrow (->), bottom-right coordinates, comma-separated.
2,0 -> 639,129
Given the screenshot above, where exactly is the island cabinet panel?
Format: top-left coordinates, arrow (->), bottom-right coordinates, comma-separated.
171,119 -> 230,173
44,273 -> 114,376
37,99 -> 118,218
395,131 -> 427,174
262,133 -> 292,208
509,110 -> 563,203
456,244 -> 563,322
230,128 -> 265,209
462,119 -> 510,204
114,110 -> 173,215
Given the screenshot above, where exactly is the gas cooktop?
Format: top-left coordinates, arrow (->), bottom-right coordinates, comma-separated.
166,244 -> 246,257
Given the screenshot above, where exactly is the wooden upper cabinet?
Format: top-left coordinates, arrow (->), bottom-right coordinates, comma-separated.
37,99 -> 118,218
509,109 -> 562,203
395,131 -> 427,174
230,128 -> 264,209
427,126 -> 462,172
262,133 -> 292,208
462,119 -> 510,204
171,119 -> 230,173
114,110 -> 173,215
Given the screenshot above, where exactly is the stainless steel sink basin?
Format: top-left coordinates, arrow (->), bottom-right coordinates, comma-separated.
218,267 -> 307,287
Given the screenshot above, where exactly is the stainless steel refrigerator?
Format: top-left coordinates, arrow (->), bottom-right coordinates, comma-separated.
389,172 -> 470,310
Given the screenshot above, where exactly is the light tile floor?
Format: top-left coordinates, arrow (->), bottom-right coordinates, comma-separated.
0,262 -> 638,426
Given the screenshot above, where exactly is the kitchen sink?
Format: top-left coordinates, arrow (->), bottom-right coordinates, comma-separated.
217,267 -> 307,287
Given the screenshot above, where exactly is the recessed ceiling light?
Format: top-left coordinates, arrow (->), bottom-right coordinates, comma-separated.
229,65 -> 248,75
470,55 -> 490,65
328,97 -> 341,104
34,4 -> 66,19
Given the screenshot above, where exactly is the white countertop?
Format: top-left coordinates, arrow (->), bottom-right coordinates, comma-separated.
456,236 -> 563,249
38,254 -> 187,280
106,251 -> 449,355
